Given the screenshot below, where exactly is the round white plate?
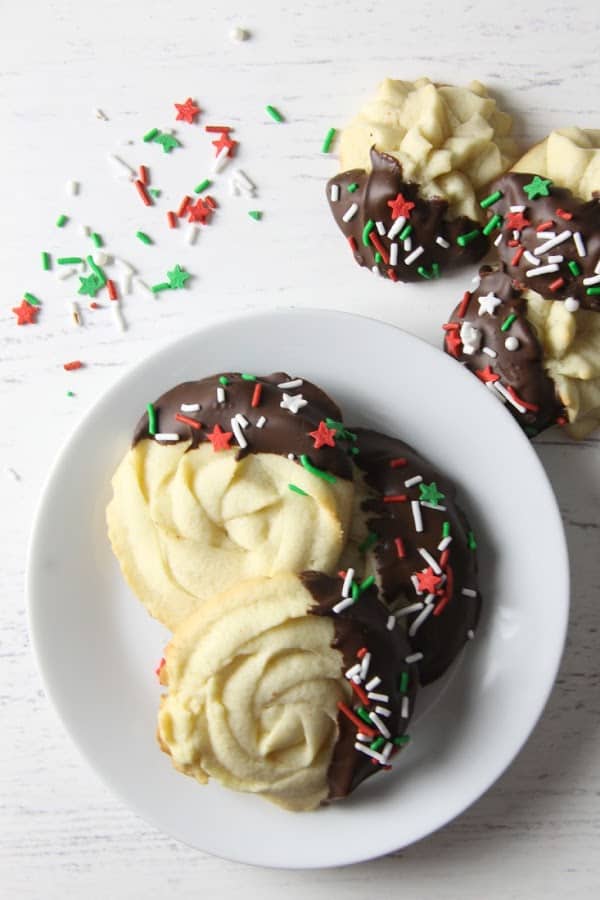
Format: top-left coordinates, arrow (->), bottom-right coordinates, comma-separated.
27,308 -> 569,869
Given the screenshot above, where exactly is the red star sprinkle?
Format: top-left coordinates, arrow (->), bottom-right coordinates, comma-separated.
188,198 -> 213,224
387,192 -> 415,220
309,421 -> 337,449
174,97 -> 201,124
12,299 -> 38,325
206,424 -> 233,451
212,133 -> 237,157
445,329 -> 463,358
505,210 -> 530,231
416,567 -> 443,594
475,366 -> 500,384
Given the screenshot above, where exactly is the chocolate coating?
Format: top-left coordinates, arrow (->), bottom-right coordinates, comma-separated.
443,268 -> 564,435
485,172 -> 600,310
351,427 -> 480,685
133,372 -> 354,480
301,571 -> 416,800
327,148 -> 489,282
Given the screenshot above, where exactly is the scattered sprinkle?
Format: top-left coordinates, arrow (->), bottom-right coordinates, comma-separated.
265,104 -> 284,123
136,231 -> 152,245
56,214 -> 68,228
321,127 -> 336,154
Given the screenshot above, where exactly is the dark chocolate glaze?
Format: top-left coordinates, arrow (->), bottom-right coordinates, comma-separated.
485,172 -> 600,310
443,268 -> 564,435
326,147 -> 489,282
132,372 -> 354,480
350,428 -> 481,685
301,571 -> 417,801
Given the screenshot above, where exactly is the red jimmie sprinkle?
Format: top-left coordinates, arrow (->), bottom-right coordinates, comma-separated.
205,195 -> 218,209
337,702 -> 377,738
205,125 -> 231,133
135,179 -> 152,206
507,239 -> 520,247
63,360 -> 82,371
389,458 -> 408,468
387,267 -> 398,282
369,231 -> 389,264
167,211 -> 177,229
506,385 -> 539,412
177,195 -> 192,217
394,537 -> 406,558
174,413 -> 203,430
138,165 -> 148,185
556,208 -> 573,221
549,277 -> 565,292
442,322 -> 460,331
350,681 -> 370,706
89,302 -> 100,310
106,279 -> 118,301
536,220 -> 554,232
347,235 -> 358,254
439,549 -> 450,570
511,246 -> 525,266
251,383 -> 262,408
433,596 -> 450,617
383,494 -> 408,503
457,291 -> 471,318
154,657 -> 166,678
356,647 -> 368,660
556,415 -> 568,426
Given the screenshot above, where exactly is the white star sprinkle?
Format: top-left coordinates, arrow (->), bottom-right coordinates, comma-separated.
478,292 -> 502,316
280,393 -> 308,414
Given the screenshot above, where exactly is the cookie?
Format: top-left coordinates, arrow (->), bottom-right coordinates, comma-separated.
327,77 -> 517,282
157,572 -> 417,810
106,373 -> 355,629
341,428 -> 481,685
443,267 -> 600,439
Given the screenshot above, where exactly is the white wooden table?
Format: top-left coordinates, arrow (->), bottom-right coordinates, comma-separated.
2,1 -> 599,896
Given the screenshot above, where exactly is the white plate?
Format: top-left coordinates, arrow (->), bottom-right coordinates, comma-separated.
27,308 -> 569,869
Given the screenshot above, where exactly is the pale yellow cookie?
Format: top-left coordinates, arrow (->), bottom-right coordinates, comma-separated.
512,127 -> 600,201
339,77 -> 517,221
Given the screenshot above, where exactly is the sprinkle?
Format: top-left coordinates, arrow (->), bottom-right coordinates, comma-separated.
248,210 -> 262,221
278,378 -> 303,389
143,127 -> 160,142
408,603 -> 434,637
217,386 -> 226,403
57,257 -> 83,265
523,251 -> 540,266
401,696 -> 410,718
511,246 -> 525,266
342,568 -> 355,598
394,538 -> 406,559
154,433 -> 180,443
404,475 -> 422,488
321,127 -> 336,153
298,454 -> 335,484
213,146 -> 231,173
369,713 -> 391,739
467,530 -> 477,550
23,292 -> 42,306
280,392 -> 308,415
436,235 -> 451,248
526,264 -> 559,277
135,179 -> 152,206
351,682 -> 370,706
175,413 -> 202,430
383,494 -> 407,503
420,501 -> 447,511
63,359 -> 82,371
405,652 -> 423,664
481,346 -> 497,358
396,602 -> 424,618
370,736 -> 386,752
547,256 -> 564,264
185,225 -> 199,245
389,458 -> 407,468
248,383 -> 263,409
549,277 -> 565,292
500,313 -> 517,332
256,415 -> 266,428
536,232 -> 556,239
365,691 -> 388,704
411,501 -> 423,533
359,532 -> 378,553
442,521 -> 451,538
330,184 -> 340,203
398,223 -> 413,241
404,246 -> 424,265
180,403 -> 200,413
461,588 -> 478,598
56,214 -> 68,227
482,214 -> 502,236
233,170 -> 256,195
586,286 -> 600,296
480,189 -> 503,209
111,304 -> 126,332
178,196 -> 192,217
146,403 -> 157,435
340,202 -> 359,225
568,260 -> 582,277
389,243 -> 399,266
534,230 -> 572,256
564,297 -> 580,312
288,483 -> 309,498
136,231 -> 152,245
457,229 -> 480,247
494,381 -> 525,413
68,301 -> 81,326
360,652 -> 371,681
106,279 -> 118,301
387,216 -> 406,240
386,615 -> 396,631
583,274 -> 600,286
166,211 -> 177,229
393,735 -> 411,747
418,547 -> 441,574
353,742 -> 387,765
235,412 -> 249,429
494,233 -> 504,247
265,104 -> 284,123
338,702 -> 376,737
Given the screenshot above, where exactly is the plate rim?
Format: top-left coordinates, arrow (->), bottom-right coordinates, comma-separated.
26,305 -> 570,868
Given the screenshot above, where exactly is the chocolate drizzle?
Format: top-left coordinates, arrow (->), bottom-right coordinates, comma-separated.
326,148 -> 489,282
485,172 -> 600,310
444,268 -> 564,435
301,571 -> 416,800
132,372 -> 354,480
351,428 -> 480,685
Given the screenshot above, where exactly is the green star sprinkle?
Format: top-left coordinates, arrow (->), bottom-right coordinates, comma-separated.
324,417 -> 357,442
419,481 -> 445,506
77,273 -> 104,297
166,264 -> 190,289
248,210 -> 262,221
148,188 -> 161,199
522,175 -> 553,200
154,133 -> 181,153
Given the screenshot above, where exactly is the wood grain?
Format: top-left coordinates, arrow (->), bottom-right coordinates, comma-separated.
1,0 -> 599,896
